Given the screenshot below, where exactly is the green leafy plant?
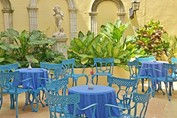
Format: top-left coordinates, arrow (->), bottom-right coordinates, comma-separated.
68,20 -> 139,68
135,20 -> 170,60
161,34 -> 177,61
0,29 -> 65,67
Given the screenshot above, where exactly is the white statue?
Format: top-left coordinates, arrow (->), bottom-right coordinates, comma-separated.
53,5 -> 64,32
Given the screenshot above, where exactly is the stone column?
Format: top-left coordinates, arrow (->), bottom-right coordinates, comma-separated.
27,6 -> 38,32
2,9 -> 13,30
117,12 -> 126,22
89,12 -> 98,34
69,8 -> 78,39
53,36 -> 68,59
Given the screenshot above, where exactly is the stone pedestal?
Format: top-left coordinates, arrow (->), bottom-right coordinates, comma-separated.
53,37 -> 68,58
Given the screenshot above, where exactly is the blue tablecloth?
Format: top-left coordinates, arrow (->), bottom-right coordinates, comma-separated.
139,61 -> 168,92
139,61 -> 166,78
68,85 -> 120,118
16,68 -> 48,90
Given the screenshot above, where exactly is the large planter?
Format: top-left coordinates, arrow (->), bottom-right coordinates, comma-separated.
68,66 -> 130,87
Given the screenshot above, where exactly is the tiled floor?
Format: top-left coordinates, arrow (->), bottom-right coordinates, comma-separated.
0,81 -> 177,118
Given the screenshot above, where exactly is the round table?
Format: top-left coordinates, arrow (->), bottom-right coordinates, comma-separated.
68,85 -> 120,118
16,68 -> 48,90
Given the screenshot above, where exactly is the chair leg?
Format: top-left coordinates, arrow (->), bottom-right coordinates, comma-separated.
0,93 -> 3,109
165,83 -> 171,101
15,94 -> 18,118
172,82 -> 174,91
10,94 -> 15,109
141,79 -> 145,92
156,82 -> 165,95
74,79 -> 77,86
96,76 -> 98,85
85,75 -> 89,85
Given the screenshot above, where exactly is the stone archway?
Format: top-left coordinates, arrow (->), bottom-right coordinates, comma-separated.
90,0 -> 126,34
0,0 -> 13,30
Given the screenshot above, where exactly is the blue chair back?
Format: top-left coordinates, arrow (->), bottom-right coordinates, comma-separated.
0,62 -> 19,72
40,62 -> 62,79
45,90 -> 80,118
128,60 -> 139,79
46,77 -> 68,95
91,58 -> 114,85
107,76 -> 138,113
136,56 -> 156,63
62,58 -> 89,86
105,87 -> 151,118
62,58 -> 75,75
94,58 -> 114,74
0,71 -> 32,117
128,89 -> 151,118
171,57 -> 177,64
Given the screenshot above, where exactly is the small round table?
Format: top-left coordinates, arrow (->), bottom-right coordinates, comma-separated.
68,85 -> 120,118
16,68 -> 48,90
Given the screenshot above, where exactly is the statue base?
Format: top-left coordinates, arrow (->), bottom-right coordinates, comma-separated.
53,34 -> 68,58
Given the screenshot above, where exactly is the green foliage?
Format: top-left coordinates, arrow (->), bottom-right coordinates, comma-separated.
0,29 -> 65,67
161,34 -> 177,61
68,20 -> 139,67
135,20 -> 170,59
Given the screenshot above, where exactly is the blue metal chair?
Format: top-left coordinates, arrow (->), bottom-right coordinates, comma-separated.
136,56 -> 156,63
107,76 -> 138,114
0,71 -> 33,118
170,57 -> 177,91
62,58 -> 89,86
151,63 -> 177,101
31,65 -> 68,112
45,77 -> 97,118
128,60 -> 139,79
40,62 -> 63,79
92,58 -> 114,85
135,56 -> 156,92
105,88 -> 152,118
0,63 -> 20,109
0,62 -> 19,72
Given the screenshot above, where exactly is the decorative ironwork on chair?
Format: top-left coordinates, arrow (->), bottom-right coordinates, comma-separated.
40,62 -> 62,79
0,71 -> 33,118
107,76 -> 138,114
45,90 -> 97,118
91,58 -> 114,85
105,87 -> 152,118
62,58 -> 89,86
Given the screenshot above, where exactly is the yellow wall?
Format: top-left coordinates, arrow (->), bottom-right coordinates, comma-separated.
1,0 -> 177,38
11,0 -> 29,32
74,0 -> 92,34
137,0 -> 177,35
0,4 -> 3,32
97,1 -> 118,32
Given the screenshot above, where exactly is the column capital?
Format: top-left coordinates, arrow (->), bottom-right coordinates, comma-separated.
27,6 -> 38,10
89,12 -> 98,16
68,8 -> 78,13
117,12 -> 126,16
2,9 -> 13,13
